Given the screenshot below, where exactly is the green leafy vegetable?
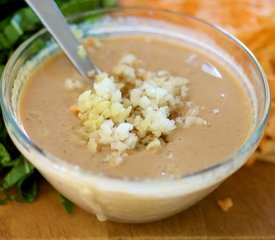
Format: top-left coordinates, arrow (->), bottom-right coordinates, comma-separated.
3,156 -> 34,189
0,65 -> 4,76
101,0 -> 117,8
17,173 -> 38,203
59,0 -> 101,16
0,143 -> 11,167
58,194 -> 75,214
0,148 -> 37,204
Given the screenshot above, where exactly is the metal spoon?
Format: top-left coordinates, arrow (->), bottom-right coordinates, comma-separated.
25,0 -> 98,83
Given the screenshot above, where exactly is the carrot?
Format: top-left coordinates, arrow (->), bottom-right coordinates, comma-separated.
69,104 -> 80,114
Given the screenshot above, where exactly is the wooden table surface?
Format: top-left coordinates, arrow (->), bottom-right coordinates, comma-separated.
1,161 -> 275,240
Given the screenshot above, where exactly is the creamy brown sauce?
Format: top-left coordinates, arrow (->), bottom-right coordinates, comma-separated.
19,35 -> 252,178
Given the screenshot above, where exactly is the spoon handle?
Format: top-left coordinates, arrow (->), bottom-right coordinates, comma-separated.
25,0 -> 97,83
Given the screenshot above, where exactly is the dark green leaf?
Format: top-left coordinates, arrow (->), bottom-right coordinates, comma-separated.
0,143 -> 11,166
3,157 -> 34,189
0,65 -> 4,76
17,174 -> 37,203
14,8 -> 40,32
0,32 -> 11,49
0,142 -> 20,168
0,111 -> 20,155
102,0 -> 117,8
29,38 -> 46,55
4,17 -> 23,44
59,0 -> 100,16
0,17 -> 11,29
58,193 -> 75,214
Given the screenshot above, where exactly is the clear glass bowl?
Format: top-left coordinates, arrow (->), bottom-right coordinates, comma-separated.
0,8 -> 270,223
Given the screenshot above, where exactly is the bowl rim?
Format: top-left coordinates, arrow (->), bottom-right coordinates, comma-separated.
0,6 -> 271,183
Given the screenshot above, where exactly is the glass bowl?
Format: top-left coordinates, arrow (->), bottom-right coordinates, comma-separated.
0,7 -> 270,223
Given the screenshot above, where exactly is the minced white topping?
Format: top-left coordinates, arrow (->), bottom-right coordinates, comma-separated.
212,108 -> 220,114
166,151 -> 174,160
77,45 -> 88,59
65,78 -> 83,90
73,54 -> 207,165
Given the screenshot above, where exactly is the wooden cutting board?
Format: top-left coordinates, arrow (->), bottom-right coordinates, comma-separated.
0,161 -> 275,239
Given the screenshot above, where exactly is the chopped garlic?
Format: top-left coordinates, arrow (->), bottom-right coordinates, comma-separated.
184,116 -> 206,128
72,28 -> 83,40
77,45 -> 87,59
146,138 -> 161,151
212,108 -> 220,114
166,151 -> 174,160
74,54 -> 207,165
65,78 -> 82,90
119,53 -> 137,66
139,96 -> 151,108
